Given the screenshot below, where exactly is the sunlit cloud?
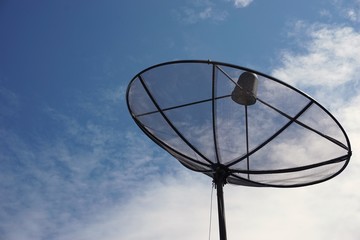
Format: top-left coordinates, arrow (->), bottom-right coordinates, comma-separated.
272,23 -> 360,111
232,0 -> 254,8
274,24 -> 360,88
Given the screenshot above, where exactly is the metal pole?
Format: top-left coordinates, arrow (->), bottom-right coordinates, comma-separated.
213,165 -> 228,240
216,179 -> 227,240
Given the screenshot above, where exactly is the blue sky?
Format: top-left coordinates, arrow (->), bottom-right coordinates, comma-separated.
0,0 -> 359,239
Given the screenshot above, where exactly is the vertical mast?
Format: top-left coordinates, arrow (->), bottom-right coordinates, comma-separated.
213,165 -> 228,240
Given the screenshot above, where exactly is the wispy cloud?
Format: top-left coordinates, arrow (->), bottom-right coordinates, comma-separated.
0,84 -> 171,239
273,22 -> 360,109
232,0 -> 254,8
54,171 -> 212,240
174,0 -> 254,24
176,6 -> 228,24
332,0 -> 360,22
0,86 -> 20,119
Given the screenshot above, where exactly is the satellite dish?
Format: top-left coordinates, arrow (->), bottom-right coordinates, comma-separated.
126,60 -> 352,240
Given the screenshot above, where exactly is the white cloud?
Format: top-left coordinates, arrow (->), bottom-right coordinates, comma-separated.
232,0 -> 253,8
55,172 -> 213,240
175,0 -> 254,24
347,8 -> 359,21
336,92 -> 360,156
274,24 -> 360,87
272,23 -> 360,111
44,167 -> 360,240
0,86 -> 174,240
331,0 -> 360,22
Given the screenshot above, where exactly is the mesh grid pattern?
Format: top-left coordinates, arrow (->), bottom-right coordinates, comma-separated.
127,60 -> 351,187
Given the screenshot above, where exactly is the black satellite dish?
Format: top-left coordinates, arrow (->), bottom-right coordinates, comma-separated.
126,60 -> 352,240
